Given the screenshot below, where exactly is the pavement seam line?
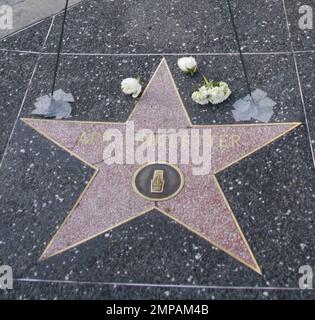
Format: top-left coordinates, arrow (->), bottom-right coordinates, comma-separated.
14,278 -> 314,291
281,0 -> 315,170
0,16 -> 55,171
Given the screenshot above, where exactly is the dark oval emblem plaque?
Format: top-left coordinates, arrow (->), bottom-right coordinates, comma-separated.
132,163 -> 184,201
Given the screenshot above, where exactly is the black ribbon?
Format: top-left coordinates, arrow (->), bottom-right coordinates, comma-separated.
51,0 -> 70,98
226,0 -> 253,99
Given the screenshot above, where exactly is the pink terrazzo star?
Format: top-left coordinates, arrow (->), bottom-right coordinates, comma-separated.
22,59 -> 300,274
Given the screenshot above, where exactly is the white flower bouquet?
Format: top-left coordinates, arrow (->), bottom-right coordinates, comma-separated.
192,77 -> 232,106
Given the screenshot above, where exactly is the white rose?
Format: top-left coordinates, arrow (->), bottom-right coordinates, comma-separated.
199,85 -> 211,98
192,86 -> 209,105
121,78 -> 142,98
177,57 -> 197,75
208,82 -> 231,105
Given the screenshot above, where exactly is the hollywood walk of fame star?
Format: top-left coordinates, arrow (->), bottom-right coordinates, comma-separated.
22,59 -> 300,274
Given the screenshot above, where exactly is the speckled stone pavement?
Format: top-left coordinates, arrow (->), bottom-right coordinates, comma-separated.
1,0 -> 315,300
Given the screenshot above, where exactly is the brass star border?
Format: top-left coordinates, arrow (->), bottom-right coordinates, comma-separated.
22,58 -> 301,274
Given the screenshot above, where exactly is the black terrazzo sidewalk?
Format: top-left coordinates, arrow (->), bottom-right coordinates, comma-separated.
0,0 -> 315,300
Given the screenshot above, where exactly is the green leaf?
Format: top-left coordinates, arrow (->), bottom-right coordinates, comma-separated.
136,74 -> 142,84
212,81 -> 221,87
202,75 -> 210,86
